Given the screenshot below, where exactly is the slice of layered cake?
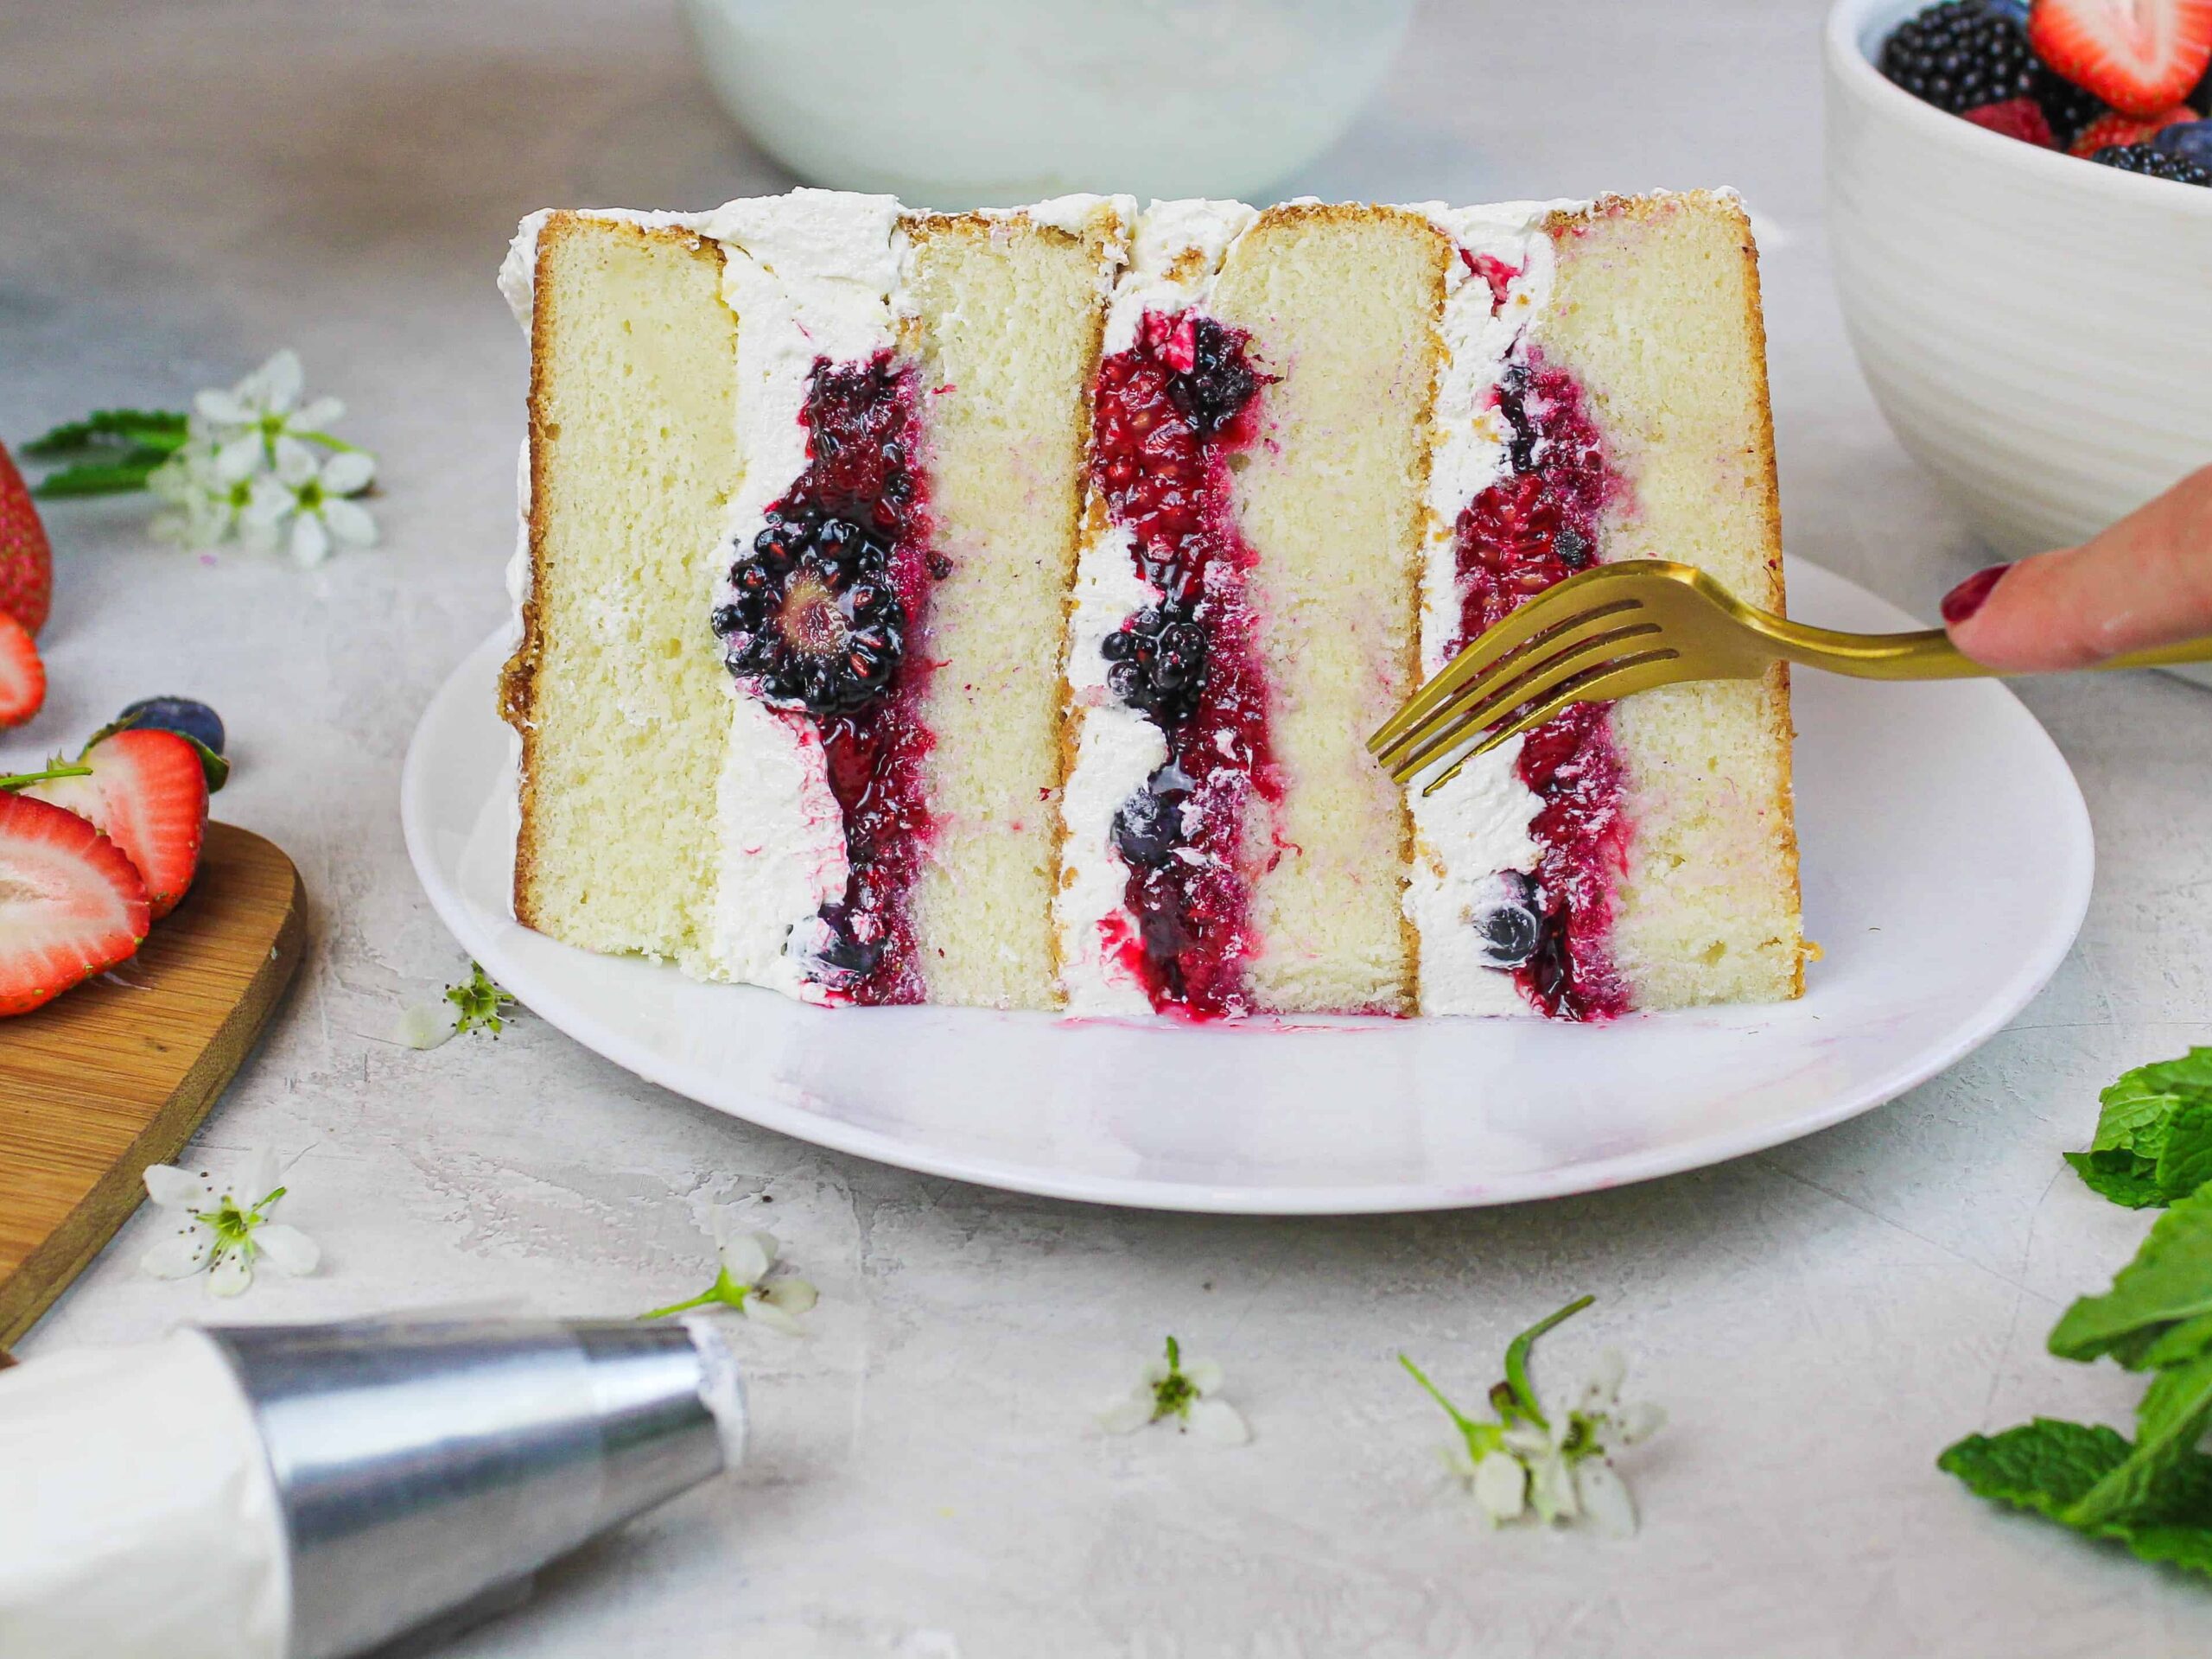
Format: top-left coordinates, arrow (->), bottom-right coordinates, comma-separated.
499,188 -> 1805,1020
500,190 -> 1125,1008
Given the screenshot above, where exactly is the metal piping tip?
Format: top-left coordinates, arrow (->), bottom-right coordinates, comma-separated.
206,1317 -> 738,1659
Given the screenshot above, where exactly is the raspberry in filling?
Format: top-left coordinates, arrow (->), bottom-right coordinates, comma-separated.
712,352 -> 935,1004
1091,311 -> 1274,1016
1452,351 -> 1631,1021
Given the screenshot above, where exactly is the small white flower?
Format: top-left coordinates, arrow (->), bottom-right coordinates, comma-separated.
139,1148 -> 318,1298
392,1000 -> 457,1049
1403,1303 -> 1662,1538
641,1205 -> 817,1332
1099,1337 -> 1250,1445
1471,1448 -> 1529,1524
148,431 -> 256,550
194,349 -> 347,484
241,444 -> 377,567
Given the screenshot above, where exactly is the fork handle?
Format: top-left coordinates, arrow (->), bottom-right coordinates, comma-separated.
1762,617 -> 2212,680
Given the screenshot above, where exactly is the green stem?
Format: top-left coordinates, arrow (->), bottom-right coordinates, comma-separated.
295,429 -> 363,454
1400,1352 -> 1475,1432
638,1288 -> 720,1322
0,762 -> 92,792
1503,1295 -> 1594,1430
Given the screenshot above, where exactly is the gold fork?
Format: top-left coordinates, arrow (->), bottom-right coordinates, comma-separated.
1371,559 -> 2212,796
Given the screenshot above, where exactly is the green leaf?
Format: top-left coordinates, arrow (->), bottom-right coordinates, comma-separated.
1940,1418 -> 2132,1519
2159,1102 -> 2212,1203
2069,1050 -> 2212,1210
2068,1352 -> 2212,1526
2065,1150 -> 2167,1210
20,408 -> 188,458
2050,1188 -> 2212,1366
2144,1313 -> 2212,1370
1942,1419 -> 2212,1579
30,455 -> 168,498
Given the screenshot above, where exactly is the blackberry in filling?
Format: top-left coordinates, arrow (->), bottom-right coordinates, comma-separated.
1452,348 -> 1630,1021
715,508 -> 906,717
1101,601 -> 1208,725
1090,310 -> 1274,1015
714,351 -> 936,1005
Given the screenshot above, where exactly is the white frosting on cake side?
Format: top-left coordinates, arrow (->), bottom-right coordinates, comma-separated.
692,189 -> 906,997
1055,200 -> 1258,1015
1402,200 -> 1580,1018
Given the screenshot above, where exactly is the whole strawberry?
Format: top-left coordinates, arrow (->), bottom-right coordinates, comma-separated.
0,442 -> 53,637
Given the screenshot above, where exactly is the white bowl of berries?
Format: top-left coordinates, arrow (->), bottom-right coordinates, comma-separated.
1826,0 -> 2212,559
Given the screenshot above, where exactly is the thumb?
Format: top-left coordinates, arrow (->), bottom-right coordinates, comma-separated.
1942,464 -> 2212,673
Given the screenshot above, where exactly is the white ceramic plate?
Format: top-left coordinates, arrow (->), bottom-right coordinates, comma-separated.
402,558 -> 2092,1214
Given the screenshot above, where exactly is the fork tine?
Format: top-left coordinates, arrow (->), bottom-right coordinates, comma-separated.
1367,584 -> 1648,756
1376,617 -> 1664,778
1415,651 -> 1686,797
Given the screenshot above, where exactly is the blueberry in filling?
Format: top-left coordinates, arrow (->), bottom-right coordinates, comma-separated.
1111,766 -> 1193,870
1469,869 -> 1544,970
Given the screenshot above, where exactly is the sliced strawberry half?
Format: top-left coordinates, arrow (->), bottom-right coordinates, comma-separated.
26,728 -> 209,919
2031,0 -> 2212,118
0,613 -> 44,730
0,793 -> 149,1015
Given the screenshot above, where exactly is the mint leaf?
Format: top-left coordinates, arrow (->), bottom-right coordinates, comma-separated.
2050,1188 -> 2212,1367
2065,1150 -> 2167,1210
2160,1102 -> 2212,1203
2069,1352 -> 2212,1525
1942,1418 -> 2212,1579
2144,1313 -> 2212,1370
2069,1049 -> 2212,1209
1940,1418 -> 2131,1518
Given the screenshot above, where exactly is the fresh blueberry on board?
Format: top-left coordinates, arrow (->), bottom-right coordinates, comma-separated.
117,696 -> 224,756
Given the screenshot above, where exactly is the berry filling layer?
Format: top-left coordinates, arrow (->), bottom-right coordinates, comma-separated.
713,351 -> 935,1004
1452,351 -> 1630,1021
1091,311 -> 1274,1016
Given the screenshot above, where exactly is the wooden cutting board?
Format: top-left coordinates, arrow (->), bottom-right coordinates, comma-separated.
0,822 -> 304,1350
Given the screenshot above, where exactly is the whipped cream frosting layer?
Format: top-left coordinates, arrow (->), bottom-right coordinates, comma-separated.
1054,199 -> 1259,1015
698,191 -> 906,996
1405,200 -> 1576,1019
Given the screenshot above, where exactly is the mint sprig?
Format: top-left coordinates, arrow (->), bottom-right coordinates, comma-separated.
2067,1049 -> 2212,1210
1942,1185 -> 2212,1574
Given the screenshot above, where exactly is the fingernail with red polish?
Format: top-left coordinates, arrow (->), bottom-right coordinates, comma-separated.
1941,563 -> 2011,626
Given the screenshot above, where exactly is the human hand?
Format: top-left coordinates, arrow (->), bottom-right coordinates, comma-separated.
1941,464 -> 2212,672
